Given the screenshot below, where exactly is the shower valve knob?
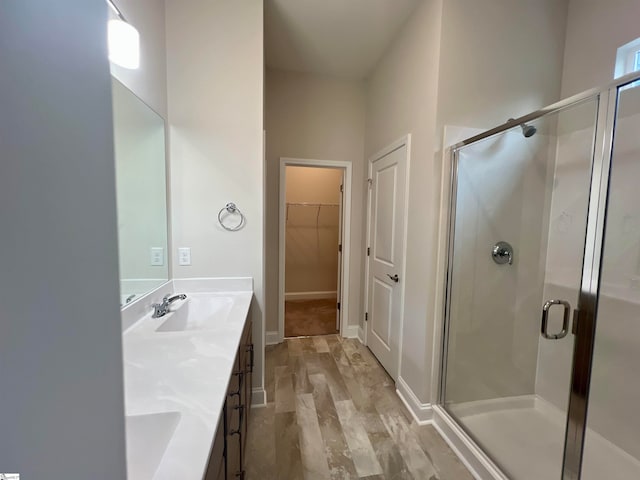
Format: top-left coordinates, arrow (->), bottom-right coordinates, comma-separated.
492,241 -> 514,265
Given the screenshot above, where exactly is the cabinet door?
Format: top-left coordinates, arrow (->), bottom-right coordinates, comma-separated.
204,416 -> 225,480
226,438 -> 240,480
226,350 -> 243,479
242,321 -> 253,451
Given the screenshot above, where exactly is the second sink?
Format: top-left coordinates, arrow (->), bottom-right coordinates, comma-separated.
126,411 -> 181,479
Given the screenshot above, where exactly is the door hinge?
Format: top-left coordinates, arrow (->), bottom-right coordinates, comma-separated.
338,244 -> 342,253
367,178 -> 373,188
337,302 -> 341,311
367,247 -> 370,256
340,184 -> 344,193
365,312 -> 368,322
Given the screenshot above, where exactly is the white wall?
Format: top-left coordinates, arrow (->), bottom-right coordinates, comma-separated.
365,0 -> 444,402
166,0 -> 265,397
561,0 -> 640,97
109,0 -> 168,118
436,0 -> 569,131
265,69 -> 366,332
0,1 -> 126,477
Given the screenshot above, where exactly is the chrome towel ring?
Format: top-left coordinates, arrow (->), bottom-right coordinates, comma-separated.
217,202 -> 246,231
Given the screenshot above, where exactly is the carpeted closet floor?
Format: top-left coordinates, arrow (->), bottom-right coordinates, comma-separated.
285,298 -> 339,337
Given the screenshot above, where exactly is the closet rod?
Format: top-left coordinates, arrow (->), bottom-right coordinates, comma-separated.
286,202 -> 339,207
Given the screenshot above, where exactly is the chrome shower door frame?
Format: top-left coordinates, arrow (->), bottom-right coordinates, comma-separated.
437,70 -> 640,479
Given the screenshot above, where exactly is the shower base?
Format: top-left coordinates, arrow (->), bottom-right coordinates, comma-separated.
445,395 -> 640,480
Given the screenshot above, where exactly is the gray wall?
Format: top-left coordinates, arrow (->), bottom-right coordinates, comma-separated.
0,1 -> 127,478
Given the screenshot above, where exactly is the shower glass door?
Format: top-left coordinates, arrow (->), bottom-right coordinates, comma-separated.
581,81 -> 640,479
441,98 -> 599,479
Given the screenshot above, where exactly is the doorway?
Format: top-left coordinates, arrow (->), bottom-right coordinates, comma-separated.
278,158 -> 352,341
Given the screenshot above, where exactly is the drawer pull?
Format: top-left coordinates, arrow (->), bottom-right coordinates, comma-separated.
247,344 -> 254,373
229,405 -> 244,435
229,371 -> 244,397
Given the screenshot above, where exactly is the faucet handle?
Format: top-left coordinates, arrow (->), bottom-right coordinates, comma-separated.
151,302 -> 165,318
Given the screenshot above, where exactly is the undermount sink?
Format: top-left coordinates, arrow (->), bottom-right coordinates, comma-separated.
126,411 -> 181,479
155,295 -> 234,332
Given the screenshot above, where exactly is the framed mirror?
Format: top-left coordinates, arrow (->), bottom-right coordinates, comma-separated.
111,77 -> 169,307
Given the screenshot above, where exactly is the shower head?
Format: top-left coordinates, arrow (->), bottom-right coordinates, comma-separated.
520,123 -> 537,138
508,118 -> 537,138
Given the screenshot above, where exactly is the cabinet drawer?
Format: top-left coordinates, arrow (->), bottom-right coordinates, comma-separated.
228,367 -> 243,399
226,430 -> 241,480
227,399 -> 244,436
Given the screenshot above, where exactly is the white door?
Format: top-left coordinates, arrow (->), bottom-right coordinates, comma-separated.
366,143 -> 407,379
336,177 -> 344,331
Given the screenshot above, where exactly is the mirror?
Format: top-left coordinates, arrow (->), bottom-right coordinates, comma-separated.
111,78 -> 169,307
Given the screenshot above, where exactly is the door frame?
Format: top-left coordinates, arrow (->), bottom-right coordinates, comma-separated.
278,157 -> 352,343
362,134 -> 411,381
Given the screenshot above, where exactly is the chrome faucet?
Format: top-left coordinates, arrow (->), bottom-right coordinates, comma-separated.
152,293 -> 187,318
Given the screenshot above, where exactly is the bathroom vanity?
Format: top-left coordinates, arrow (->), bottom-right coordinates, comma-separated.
205,317 -> 253,480
121,278 -> 254,479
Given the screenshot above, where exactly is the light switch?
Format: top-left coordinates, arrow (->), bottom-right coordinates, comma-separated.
150,247 -> 164,266
178,247 -> 191,266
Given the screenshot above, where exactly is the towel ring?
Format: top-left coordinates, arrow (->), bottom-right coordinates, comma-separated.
218,202 -> 245,231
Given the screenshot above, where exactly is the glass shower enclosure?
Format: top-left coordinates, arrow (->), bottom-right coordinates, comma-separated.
439,71 -> 640,480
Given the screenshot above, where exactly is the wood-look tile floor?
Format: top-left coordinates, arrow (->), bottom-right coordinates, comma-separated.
245,335 -> 474,480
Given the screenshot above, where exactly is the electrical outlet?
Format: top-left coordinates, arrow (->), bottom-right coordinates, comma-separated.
178,247 -> 191,266
150,247 -> 164,266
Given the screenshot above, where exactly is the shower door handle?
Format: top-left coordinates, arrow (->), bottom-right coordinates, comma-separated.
541,299 -> 571,339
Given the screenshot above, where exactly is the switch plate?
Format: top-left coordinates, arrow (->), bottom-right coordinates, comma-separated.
178,247 -> 191,266
150,247 -> 164,266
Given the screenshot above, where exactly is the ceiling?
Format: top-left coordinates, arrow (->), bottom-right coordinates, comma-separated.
265,0 -> 421,79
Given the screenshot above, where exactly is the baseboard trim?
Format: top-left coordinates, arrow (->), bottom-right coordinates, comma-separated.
251,387 -> 267,408
285,291 -> 337,301
396,376 -> 433,425
342,324 -> 360,338
432,405 -> 506,480
357,326 -> 365,343
265,330 -> 280,346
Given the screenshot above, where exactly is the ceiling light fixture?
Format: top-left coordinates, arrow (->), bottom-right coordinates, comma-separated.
106,0 -> 140,70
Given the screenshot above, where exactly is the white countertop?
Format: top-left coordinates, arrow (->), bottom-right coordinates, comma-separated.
121,278 -> 253,480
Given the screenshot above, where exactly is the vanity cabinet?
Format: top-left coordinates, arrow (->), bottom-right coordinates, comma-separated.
205,320 -> 253,480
